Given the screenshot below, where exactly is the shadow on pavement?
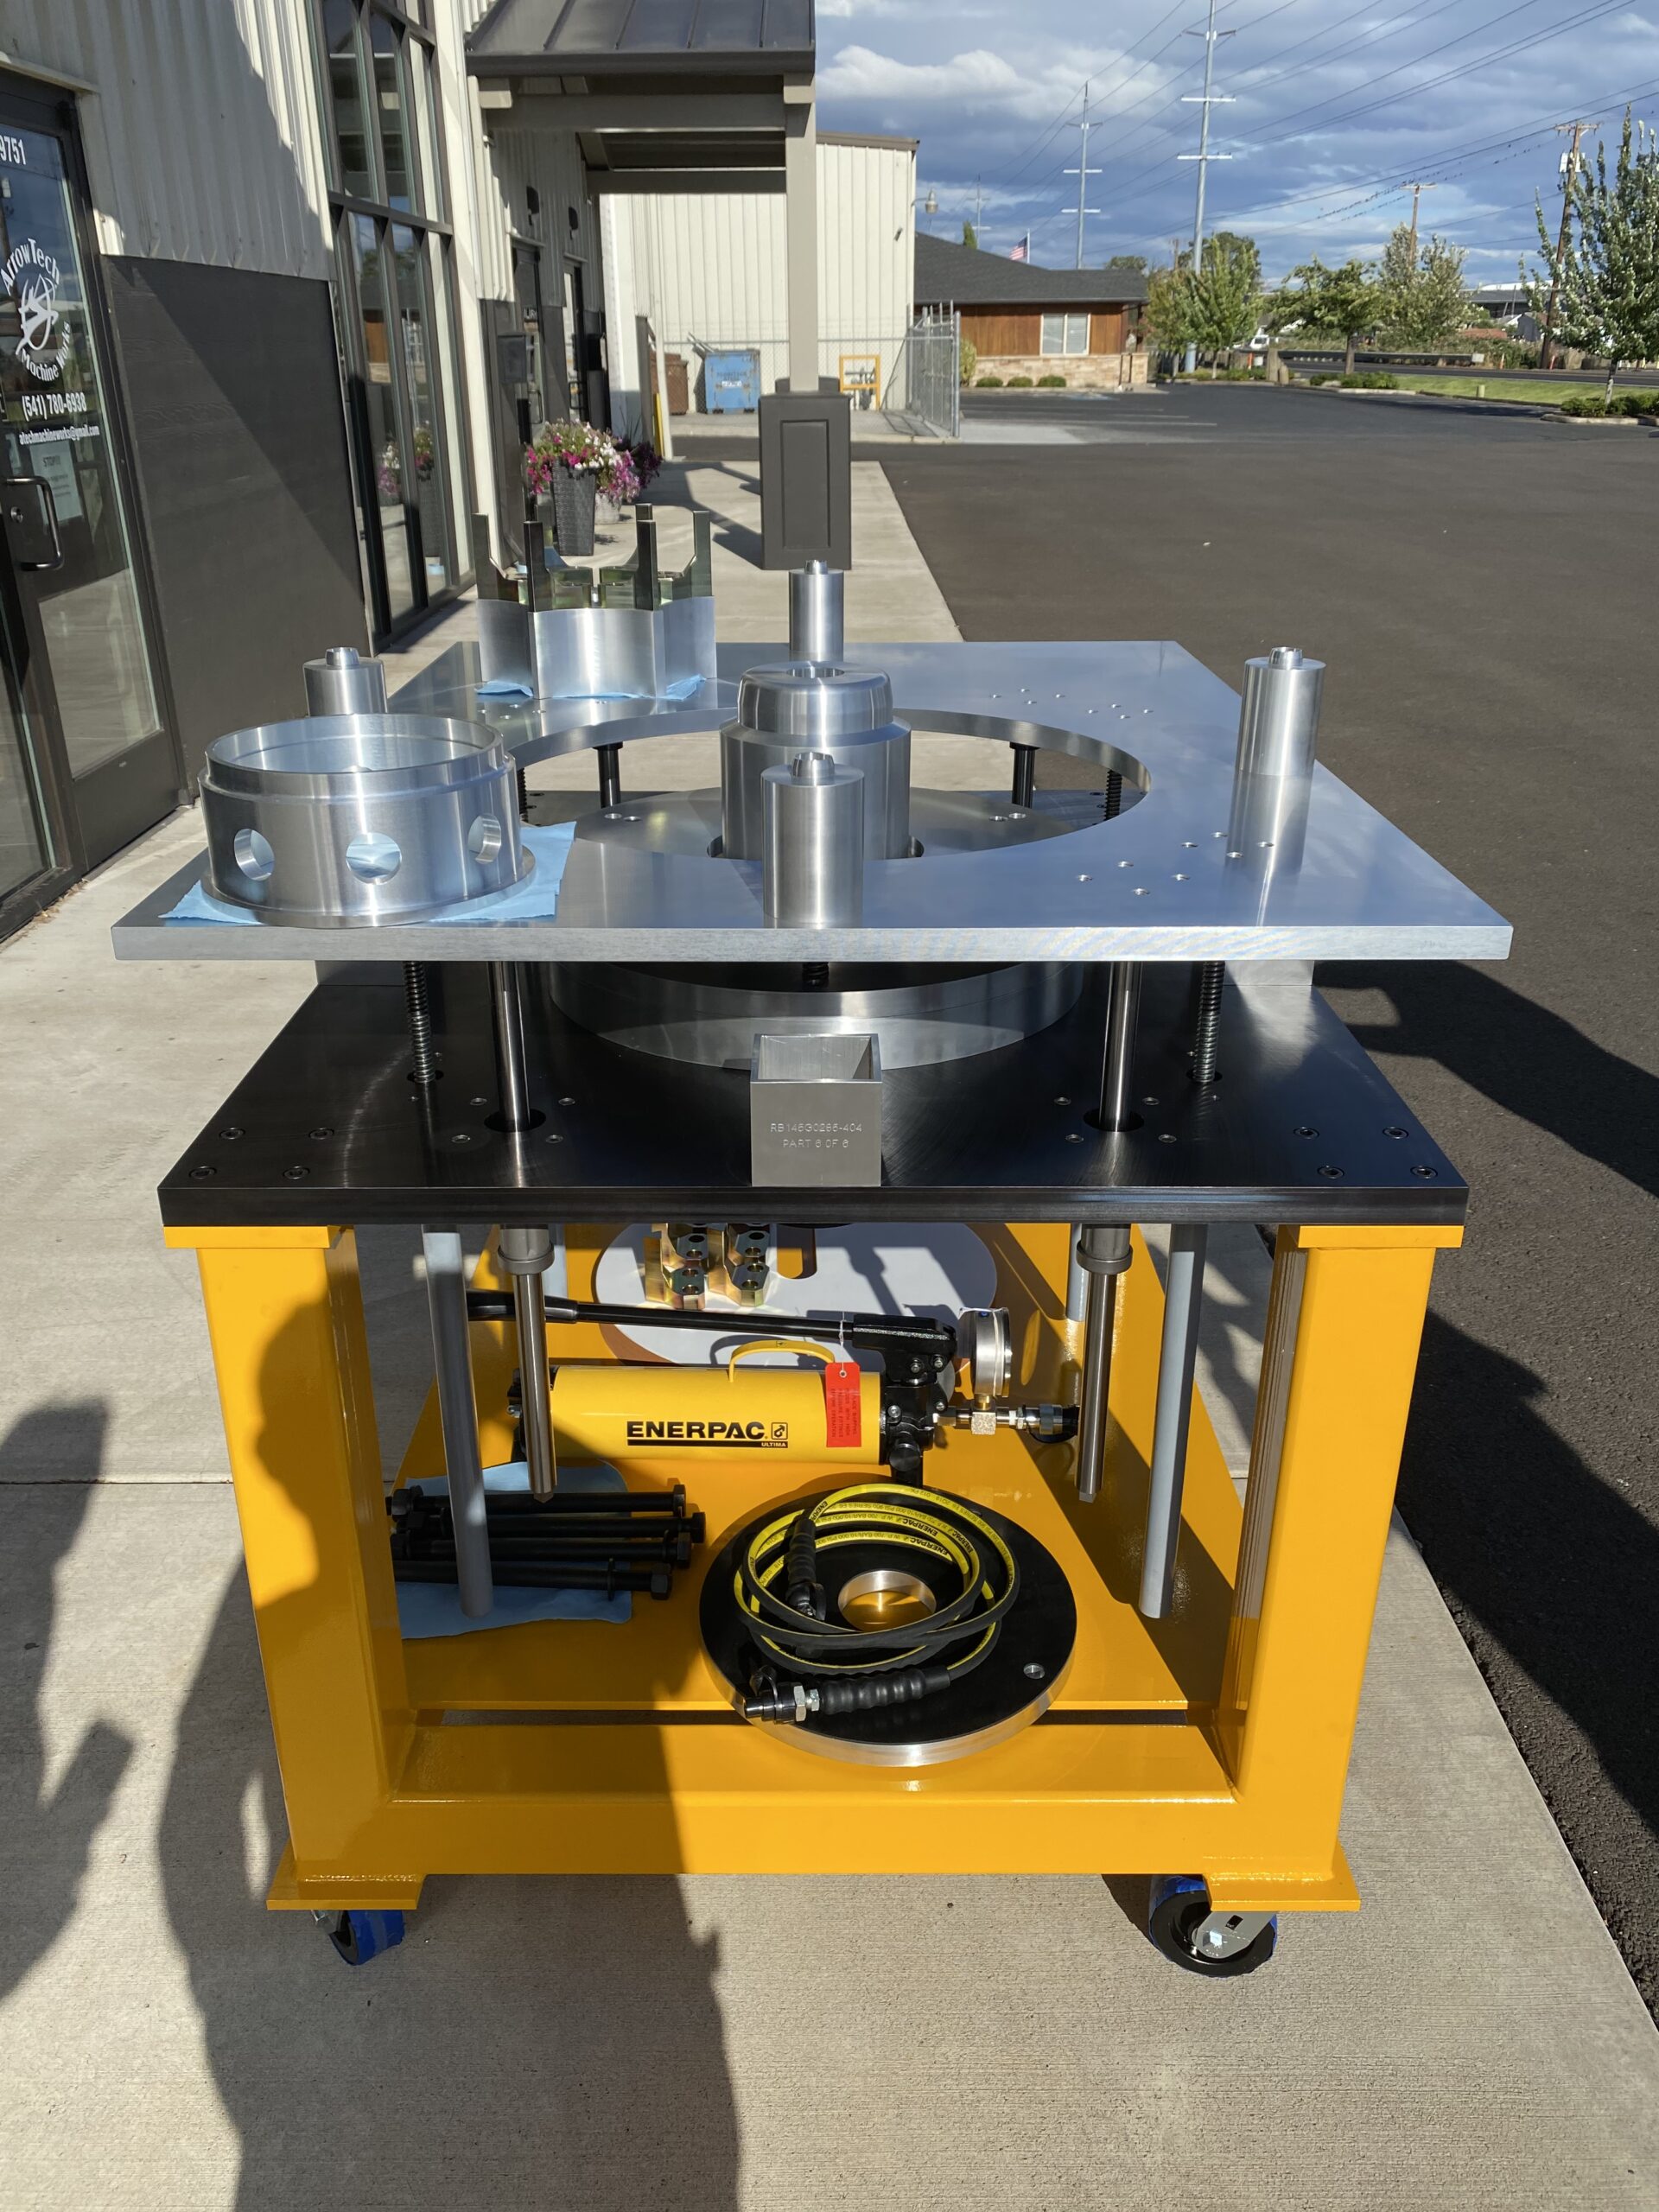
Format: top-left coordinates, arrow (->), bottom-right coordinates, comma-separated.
0,1403 -> 134,2004
157,1286 -> 741,2210
1321,960 -> 1659,1202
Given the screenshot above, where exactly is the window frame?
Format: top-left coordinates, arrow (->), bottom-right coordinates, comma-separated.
309,0 -> 471,640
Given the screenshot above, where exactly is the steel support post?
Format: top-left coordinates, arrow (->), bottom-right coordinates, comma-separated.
1141,1223 -> 1209,1617
422,1230 -> 493,1616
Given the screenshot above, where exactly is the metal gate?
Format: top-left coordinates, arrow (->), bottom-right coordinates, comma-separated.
885,310 -> 960,438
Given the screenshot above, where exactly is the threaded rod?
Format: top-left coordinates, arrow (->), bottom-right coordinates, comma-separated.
404,962 -> 438,1086
1191,962 -> 1224,1086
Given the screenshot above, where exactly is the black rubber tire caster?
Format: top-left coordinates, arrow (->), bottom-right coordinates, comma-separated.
1146,1875 -> 1277,1977
325,1909 -> 406,1966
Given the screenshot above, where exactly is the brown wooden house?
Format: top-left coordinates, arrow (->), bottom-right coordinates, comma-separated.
914,234 -> 1150,389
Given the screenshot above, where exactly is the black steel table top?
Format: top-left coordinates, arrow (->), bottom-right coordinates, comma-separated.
158,964 -> 1464,1230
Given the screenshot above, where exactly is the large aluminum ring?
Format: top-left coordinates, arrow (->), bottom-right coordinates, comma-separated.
200,714 -> 531,926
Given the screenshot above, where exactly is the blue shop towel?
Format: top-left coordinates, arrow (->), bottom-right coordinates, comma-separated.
475,677 -> 535,696
162,821 -> 576,925
396,1460 -> 632,1638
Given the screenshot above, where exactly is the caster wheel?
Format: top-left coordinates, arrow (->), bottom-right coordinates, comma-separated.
1146,1876 -> 1277,1977
327,1909 -> 405,1967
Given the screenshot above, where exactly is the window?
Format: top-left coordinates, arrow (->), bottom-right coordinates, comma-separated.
1040,313 -> 1091,356
311,0 -> 469,639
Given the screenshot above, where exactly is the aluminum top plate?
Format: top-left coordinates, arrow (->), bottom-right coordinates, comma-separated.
112,639 -> 1510,965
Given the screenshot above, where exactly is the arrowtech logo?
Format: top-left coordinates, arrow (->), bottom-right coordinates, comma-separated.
3,239 -> 69,383
624,1417 -> 787,1448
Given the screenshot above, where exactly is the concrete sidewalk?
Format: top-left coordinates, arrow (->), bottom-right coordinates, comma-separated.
2,469 -> 1656,2210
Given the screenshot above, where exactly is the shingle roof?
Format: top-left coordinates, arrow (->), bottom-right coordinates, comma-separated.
913,232 -> 1150,308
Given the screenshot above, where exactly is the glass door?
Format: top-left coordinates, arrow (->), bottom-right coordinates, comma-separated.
0,86 -> 176,876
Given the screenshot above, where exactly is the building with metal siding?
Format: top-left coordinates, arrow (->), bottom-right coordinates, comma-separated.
603,131 -> 915,422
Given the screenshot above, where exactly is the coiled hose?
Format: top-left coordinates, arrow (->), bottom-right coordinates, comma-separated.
735,1484 -> 1020,1723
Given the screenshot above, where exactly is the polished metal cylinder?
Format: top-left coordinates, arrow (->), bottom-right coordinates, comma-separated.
500,1226 -> 557,1501
422,1230 -> 493,1618
762,751 -> 865,926
201,715 -> 529,925
721,662 -> 911,863
488,962 -> 533,1131
303,645 -> 388,718
1141,1224 -> 1209,1617
1234,645 -> 1324,782
788,561 -> 844,662
1073,1225 -> 1131,1503
1096,963 -> 1143,1131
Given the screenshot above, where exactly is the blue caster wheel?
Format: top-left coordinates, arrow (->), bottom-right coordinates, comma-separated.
327,1909 -> 405,1967
1146,1875 -> 1277,1977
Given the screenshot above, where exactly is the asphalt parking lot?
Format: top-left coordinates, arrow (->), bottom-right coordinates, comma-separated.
878,381 -> 1659,2012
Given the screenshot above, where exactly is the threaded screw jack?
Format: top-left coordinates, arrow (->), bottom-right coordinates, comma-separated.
1190,961 -> 1224,1086
404,961 -> 439,1085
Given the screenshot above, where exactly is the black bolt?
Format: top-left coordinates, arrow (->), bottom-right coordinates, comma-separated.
219,1126 -> 243,1141
188,1164 -> 215,1180
1158,1133 -> 1178,1146
558,1096 -> 576,1108
283,1165 -> 308,1182
1383,1125 -> 1408,1139
1053,1095 -> 1071,1107
545,1133 -> 563,1144
471,1095 -> 489,1106
308,1126 -> 334,1141
1294,1125 -> 1319,1138
1065,1131 -> 1084,1144
1319,1164 -> 1344,1179
452,1133 -> 473,1146
1412,1164 -> 1439,1179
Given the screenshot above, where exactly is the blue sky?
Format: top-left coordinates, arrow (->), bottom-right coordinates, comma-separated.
816,0 -> 1659,281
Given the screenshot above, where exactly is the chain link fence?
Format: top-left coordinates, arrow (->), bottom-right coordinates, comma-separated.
884,311 -> 960,438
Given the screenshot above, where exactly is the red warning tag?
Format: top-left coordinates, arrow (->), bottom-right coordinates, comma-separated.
823,1359 -> 862,1451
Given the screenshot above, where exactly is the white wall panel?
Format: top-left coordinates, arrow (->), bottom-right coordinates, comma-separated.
0,0 -> 330,277
609,139 -> 915,415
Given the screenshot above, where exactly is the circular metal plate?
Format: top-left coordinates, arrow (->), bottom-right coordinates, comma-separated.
700,1487 -> 1077,1766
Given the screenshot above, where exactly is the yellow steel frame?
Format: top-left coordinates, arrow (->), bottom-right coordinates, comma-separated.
167,1213 -> 1456,1918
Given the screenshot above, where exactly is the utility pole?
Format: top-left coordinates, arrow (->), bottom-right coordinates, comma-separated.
1540,119 -> 1598,370
1404,180 -> 1437,260
1179,0 -> 1236,369
1064,80 -> 1102,269
975,176 -> 983,233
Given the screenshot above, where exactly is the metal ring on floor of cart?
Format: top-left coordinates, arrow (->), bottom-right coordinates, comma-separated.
700,1485 -> 1076,1768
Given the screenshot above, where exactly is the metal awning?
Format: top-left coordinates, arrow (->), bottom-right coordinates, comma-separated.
467,1 -> 814,189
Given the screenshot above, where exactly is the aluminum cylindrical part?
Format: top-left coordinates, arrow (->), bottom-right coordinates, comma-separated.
1065,1226 -> 1089,1324
763,752 -> 865,926
788,562 -> 844,662
1141,1224 -> 1209,1618
1097,963 -> 1143,1132
1234,646 -> 1324,783
721,663 -> 910,863
422,1230 -> 493,1618
489,962 -> 533,1130
201,714 -> 529,925
304,645 -> 388,718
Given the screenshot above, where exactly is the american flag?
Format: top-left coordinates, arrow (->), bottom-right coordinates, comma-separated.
1010,234 -> 1030,262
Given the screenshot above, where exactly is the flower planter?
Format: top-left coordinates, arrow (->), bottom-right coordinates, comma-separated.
550,469 -> 597,556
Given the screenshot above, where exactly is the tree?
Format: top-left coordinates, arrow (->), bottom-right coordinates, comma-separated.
1145,261 -> 1198,359
1377,226 -> 1470,346
1531,109 -> 1659,397
1190,232 -> 1262,368
1270,257 -> 1382,372
1105,253 -> 1149,273
962,219 -> 978,250
1143,235 -> 1260,369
